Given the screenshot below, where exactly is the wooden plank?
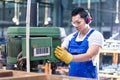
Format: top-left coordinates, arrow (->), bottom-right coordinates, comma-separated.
112,53 -> 118,64
99,73 -> 120,78
0,71 -> 13,77
0,70 -> 95,80
47,75 -> 95,80
100,50 -> 120,54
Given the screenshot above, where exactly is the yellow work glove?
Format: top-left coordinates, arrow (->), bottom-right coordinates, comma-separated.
54,46 -> 73,64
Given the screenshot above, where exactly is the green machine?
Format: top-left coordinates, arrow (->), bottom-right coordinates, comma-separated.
6,27 -> 66,72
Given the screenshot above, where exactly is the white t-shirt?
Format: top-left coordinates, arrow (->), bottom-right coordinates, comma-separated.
61,28 -> 104,66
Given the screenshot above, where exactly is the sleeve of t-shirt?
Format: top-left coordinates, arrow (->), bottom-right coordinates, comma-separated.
61,32 -> 76,49
88,31 -> 104,47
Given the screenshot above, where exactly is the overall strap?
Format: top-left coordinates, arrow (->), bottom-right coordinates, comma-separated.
71,29 -> 94,41
71,32 -> 79,41
73,32 -> 79,38
84,29 -> 94,40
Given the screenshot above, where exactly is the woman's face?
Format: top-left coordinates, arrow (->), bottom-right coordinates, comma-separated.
71,14 -> 87,32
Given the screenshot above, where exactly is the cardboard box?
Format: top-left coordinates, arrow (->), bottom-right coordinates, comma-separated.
0,70 -> 94,80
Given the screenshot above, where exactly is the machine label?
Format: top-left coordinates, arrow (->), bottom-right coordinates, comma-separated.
33,47 -> 50,56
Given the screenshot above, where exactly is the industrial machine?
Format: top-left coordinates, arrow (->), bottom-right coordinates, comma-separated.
6,27 -> 66,73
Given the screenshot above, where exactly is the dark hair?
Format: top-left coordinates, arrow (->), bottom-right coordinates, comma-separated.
71,7 -> 88,19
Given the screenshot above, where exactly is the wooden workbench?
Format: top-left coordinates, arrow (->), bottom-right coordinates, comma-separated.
98,49 -> 120,80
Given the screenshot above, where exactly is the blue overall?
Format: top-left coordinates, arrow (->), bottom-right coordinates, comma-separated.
68,29 -> 97,78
